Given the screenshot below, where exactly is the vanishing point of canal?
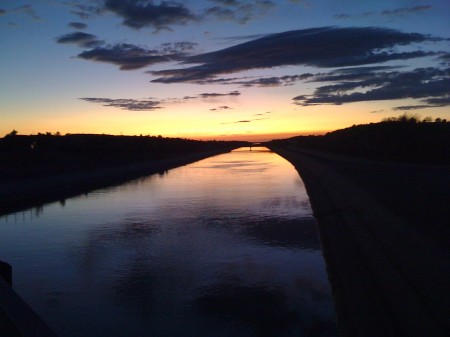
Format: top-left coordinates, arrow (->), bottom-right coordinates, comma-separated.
0,147 -> 337,337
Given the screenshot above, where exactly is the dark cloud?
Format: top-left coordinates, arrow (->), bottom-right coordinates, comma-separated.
74,40 -> 197,70
68,22 -> 88,30
393,105 -> 434,111
293,67 -> 450,107
79,91 -> 243,112
205,0 -> 275,24
210,106 -> 233,111
0,9 -> 6,15
199,91 -> 241,98
69,1 -> 275,31
438,53 -> 450,66
56,32 -> 103,48
77,43 -> 183,70
80,97 -> 162,111
189,73 -> 314,87
422,96 -> 450,106
220,119 -> 255,124
220,33 -> 268,43
151,27 -> 438,83
238,73 -> 314,87
160,41 -> 198,53
381,5 -> 431,16
103,0 -> 197,30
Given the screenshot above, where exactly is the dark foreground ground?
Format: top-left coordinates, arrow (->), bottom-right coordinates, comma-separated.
0,134 -> 246,216
270,146 -> 450,337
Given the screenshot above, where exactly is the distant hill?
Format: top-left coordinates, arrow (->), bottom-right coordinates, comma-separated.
0,134 -> 248,183
270,119 -> 450,165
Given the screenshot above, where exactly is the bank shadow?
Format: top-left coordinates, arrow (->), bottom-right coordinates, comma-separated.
194,282 -> 336,337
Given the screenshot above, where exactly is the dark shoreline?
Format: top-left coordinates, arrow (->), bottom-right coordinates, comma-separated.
0,148 -> 236,216
270,146 -> 450,337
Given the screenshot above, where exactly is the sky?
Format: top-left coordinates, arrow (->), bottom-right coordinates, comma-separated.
1,0 -> 449,141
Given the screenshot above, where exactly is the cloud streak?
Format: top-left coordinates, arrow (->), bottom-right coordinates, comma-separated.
77,42 -> 190,70
68,22 -> 88,30
335,5 -> 432,20
293,67 -> 450,108
151,26 -> 438,83
210,106 -> 233,111
56,32 -> 103,48
199,91 -> 241,98
80,97 -> 162,111
220,117 -> 269,124
79,90 -> 242,111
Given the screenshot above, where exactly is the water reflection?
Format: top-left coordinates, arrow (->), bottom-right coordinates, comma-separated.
0,147 -> 336,337
195,284 -> 297,336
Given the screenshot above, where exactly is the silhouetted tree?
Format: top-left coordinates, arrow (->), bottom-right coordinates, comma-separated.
5,130 -> 18,137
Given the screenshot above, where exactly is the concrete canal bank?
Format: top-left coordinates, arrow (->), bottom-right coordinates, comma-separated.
270,147 -> 450,337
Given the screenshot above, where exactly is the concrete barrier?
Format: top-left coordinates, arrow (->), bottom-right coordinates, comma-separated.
270,146 -> 450,337
0,265 -> 59,336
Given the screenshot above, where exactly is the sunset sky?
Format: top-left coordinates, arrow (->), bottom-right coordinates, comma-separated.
1,0 -> 449,141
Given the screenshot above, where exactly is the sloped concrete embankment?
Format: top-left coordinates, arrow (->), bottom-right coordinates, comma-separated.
270,147 -> 450,337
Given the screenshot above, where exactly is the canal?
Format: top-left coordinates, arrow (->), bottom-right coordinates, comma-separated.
0,147 -> 336,337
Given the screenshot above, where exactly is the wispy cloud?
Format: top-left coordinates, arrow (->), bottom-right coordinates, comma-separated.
220,117 -> 269,124
151,27 -> 438,83
77,43 -> 187,70
199,91 -> 241,98
381,5 -> 432,17
392,105 -> 435,111
221,120 -> 252,124
79,90 -> 242,111
210,106 -> 233,111
335,5 -> 432,20
80,97 -> 162,111
293,67 -> 450,108
0,4 -> 41,21
64,38 -> 198,70
220,112 -> 271,124
68,22 -> 88,30
56,32 -> 103,48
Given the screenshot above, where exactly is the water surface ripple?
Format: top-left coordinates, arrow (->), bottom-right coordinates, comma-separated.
0,147 -> 336,337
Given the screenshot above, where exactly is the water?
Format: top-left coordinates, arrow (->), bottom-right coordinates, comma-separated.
0,147 -> 336,337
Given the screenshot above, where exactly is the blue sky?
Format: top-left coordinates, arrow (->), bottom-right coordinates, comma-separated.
1,0 -> 449,140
